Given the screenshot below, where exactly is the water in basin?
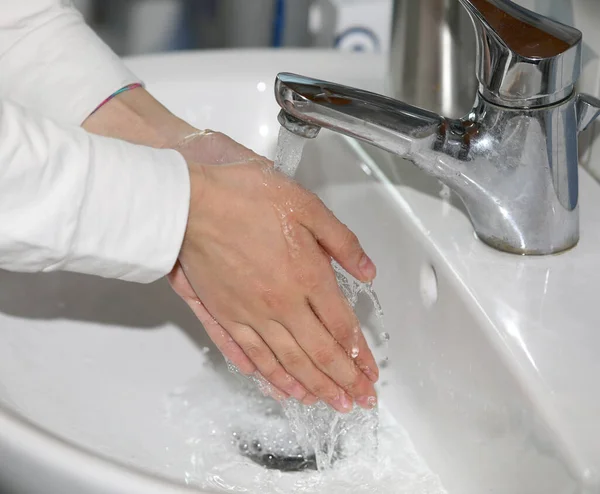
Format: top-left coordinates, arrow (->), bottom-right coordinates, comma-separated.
164,356 -> 446,494
164,260 -> 442,493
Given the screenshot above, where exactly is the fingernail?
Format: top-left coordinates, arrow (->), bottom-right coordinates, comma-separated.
332,392 -> 353,413
359,254 -> 376,280
362,366 -> 379,383
357,395 -> 378,409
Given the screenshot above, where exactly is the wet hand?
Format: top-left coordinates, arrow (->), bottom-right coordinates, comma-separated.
177,131 -> 380,412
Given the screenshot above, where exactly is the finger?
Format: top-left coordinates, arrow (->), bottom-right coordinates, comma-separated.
289,230 -> 379,383
181,295 -> 288,402
169,265 -> 302,402
285,305 -> 378,410
168,264 -> 258,375
297,192 -> 376,283
198,312 -> 291,401
308,278 -> 380,384
257,319 -> 350,411
181,294 -> 258,376
224,322 -> 314,403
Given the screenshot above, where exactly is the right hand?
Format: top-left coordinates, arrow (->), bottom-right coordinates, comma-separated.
176,131 -> 379,413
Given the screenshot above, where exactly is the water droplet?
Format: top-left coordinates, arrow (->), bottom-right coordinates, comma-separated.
379,332 -> 390,343
350,347 -> 360,359
439,183 -> 451,200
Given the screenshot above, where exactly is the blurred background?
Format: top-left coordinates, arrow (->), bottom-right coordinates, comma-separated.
70,0 -> 600,179
70,0 -> 393,56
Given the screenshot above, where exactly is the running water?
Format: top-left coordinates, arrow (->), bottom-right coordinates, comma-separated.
274,127 -> 308,177
163,128 -> 446,493
282,264 -> 382,471
274,128 -> 382,470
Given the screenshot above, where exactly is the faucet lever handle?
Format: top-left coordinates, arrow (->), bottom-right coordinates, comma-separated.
577,93 -> 600,133
459,0 -> 582,108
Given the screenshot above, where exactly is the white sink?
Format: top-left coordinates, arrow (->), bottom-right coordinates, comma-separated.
1,50 -> 600,494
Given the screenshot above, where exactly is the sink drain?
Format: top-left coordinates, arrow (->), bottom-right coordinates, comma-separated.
234,431 -> 320,472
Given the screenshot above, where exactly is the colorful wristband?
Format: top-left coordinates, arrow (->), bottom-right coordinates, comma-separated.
90,82 -> 143,115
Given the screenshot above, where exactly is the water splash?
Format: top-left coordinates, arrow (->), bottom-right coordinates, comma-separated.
165,368 -> 447,494
224,262 -> 384,472
279,262 -> 384,471
281,394 -> 378,471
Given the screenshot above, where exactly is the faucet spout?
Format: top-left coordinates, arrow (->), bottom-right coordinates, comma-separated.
275,72 -> 582,255
275,73 -> 452,179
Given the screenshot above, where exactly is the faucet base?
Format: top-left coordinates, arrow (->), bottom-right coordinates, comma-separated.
476,233 -> 579,256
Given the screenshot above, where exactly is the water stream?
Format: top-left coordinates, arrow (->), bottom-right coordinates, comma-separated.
164,127 -> 446,493
274,126 -> 308,177
273,128 -> 382,471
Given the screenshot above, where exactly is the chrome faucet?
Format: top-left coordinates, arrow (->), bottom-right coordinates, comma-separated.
275,0 -> 600,255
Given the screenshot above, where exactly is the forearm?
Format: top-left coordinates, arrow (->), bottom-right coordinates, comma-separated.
82,86 -> 197,148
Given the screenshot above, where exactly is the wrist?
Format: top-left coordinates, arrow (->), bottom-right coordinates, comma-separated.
82,86 -> 197,149
180,162 -> 208,252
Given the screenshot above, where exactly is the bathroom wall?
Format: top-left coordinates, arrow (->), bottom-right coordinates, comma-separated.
71,0 -> 314,55
72,0 -> 394,55
310,0 -> 393,54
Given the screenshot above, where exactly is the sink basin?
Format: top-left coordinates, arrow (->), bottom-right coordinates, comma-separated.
1,50 -> 600,494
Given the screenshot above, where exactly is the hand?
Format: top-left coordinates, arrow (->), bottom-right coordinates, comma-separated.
168,260 -> 309,402
179,132 -> 379,413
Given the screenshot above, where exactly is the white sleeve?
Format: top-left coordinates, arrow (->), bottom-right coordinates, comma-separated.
0,0 -> 140,125
0,99 -> 190,283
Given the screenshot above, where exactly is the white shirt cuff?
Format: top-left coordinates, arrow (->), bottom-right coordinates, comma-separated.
67,137 -> 191,283
0,99 -> 190,283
